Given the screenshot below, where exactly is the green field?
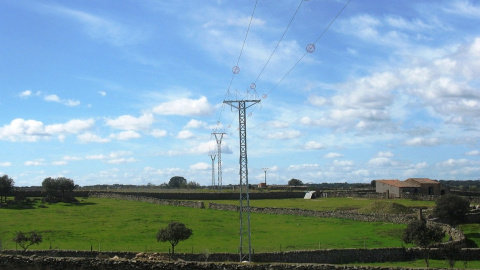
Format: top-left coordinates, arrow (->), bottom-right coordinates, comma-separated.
350,259 -> 480,269
0,197 -> 408,253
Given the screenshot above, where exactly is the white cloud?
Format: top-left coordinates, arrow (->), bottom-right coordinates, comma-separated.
77,132 -> 110,143
85,154 -> 106,160
465,150 -> 480,156
151,129 -> 167,138
44,94 -> 80,107
38,3 -> 149,46
53,161 -> 68,166
111,130 -> 141,141
0,117 -> 94,143
177,130 -> 194,139
0,118 -> 48,142
63,155 -> 83,161
19,90 -> 32,98
265,120 -> 289,129
333,160 -> 354,167
105,113 -> 154,131
190,162 -> 210,170
98,91 -> 107,96
266,130 -> 301,140
0,162 -> 12,167
324,152 -> 342,159
184,119 -> 208,129
24,159 -> 45,166
287,164 -> 319,171
106,158 -> 137,164
304,141 -> 325,150
404,137 -> 440,147
308,96 -> 327,106
45,119 -> 95,134
153,96 -> 213,116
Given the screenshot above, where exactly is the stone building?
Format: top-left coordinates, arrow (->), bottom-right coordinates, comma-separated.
375,178 -> 447,198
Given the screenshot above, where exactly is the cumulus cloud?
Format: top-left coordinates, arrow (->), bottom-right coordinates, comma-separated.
152,96 -> 213,116
45,119 -> 95,134
19,90 -> 32,98
0,162 -> 12,167
184,119 -> 208,129
266,130 -> 301,140
465,150 -> 480,156
404,137 -> 440,147
177,130 -> 194,139
151,129 -> 167,138
324,152 -> 342,159
190,162 -> 210,170
111,130 -> 141,141
77,132 -> 110,143
105,113 -> 154,131
24,159 -> 45,166
44,94 -> 80,106
304,141 -> 325,150
0,118 -> 94,142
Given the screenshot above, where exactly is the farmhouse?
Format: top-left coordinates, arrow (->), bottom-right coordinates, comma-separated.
375,178 -> 447,198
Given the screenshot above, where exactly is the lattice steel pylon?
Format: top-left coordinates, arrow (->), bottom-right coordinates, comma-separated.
223,99 -> 260,262
212,132 -> 226,189
209,154 -> 216,188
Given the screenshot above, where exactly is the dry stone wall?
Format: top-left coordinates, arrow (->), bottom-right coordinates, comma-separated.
89,192 -> 205,208
208,203 -> 414,224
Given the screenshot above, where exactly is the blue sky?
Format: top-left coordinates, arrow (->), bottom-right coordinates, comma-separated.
1,0 -> 480,187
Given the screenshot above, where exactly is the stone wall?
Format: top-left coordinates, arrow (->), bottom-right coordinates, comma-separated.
0,254 -> 437,270
89,193 -> 205,209
2,247 -> 480,269
208,203 -> 414,224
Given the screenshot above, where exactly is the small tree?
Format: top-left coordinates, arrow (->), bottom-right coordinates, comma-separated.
288,178 -> 303,186
433,194 -> 470,226
57,177 -> 75,198
168,176 -> 187,189
156,222 -> 192,255
12,231 -> 43,251
403,219 -> 445,267
0,175 -> 14,203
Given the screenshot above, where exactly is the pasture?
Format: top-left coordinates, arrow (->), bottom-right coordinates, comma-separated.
0,197 -> 408,253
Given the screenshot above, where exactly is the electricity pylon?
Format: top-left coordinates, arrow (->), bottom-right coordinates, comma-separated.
209,154 -> 216,188
262,168 -> 268,185
212,132 -> 226,189
223,99 -> 260,262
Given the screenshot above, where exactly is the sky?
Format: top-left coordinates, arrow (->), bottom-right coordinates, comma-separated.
1,0 -> 480,187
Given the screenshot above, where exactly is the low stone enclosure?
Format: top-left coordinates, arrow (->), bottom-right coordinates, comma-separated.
0,254 -> 471,270
3,191 -> 480,268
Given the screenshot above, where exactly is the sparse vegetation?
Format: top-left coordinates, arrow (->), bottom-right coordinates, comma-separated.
403,219 -> 445,267
0,175 -> 14,203
156,222 -> 193,255
433,194 -> 470,226
358,201 -> 413,214
12,231 -> 43,251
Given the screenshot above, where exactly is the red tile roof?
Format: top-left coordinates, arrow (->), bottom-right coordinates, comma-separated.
376,178 -> 439,188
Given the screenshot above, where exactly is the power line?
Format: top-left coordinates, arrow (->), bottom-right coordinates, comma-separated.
266,0 -> 351,96
253,0 -> 305,86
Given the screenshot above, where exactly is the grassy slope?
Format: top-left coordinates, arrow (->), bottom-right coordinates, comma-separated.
0,197 -> 407,253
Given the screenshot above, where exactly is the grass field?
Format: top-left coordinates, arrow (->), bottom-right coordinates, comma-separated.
204,197 -> 436,211
350,259 -> 480,269
0,197 -> 408,253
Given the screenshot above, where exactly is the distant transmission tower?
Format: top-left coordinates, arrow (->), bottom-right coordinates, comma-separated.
212,132 -> 226,189
209,154 -> 216,188
224,99 -> 260,262
262,168 -> 268,185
